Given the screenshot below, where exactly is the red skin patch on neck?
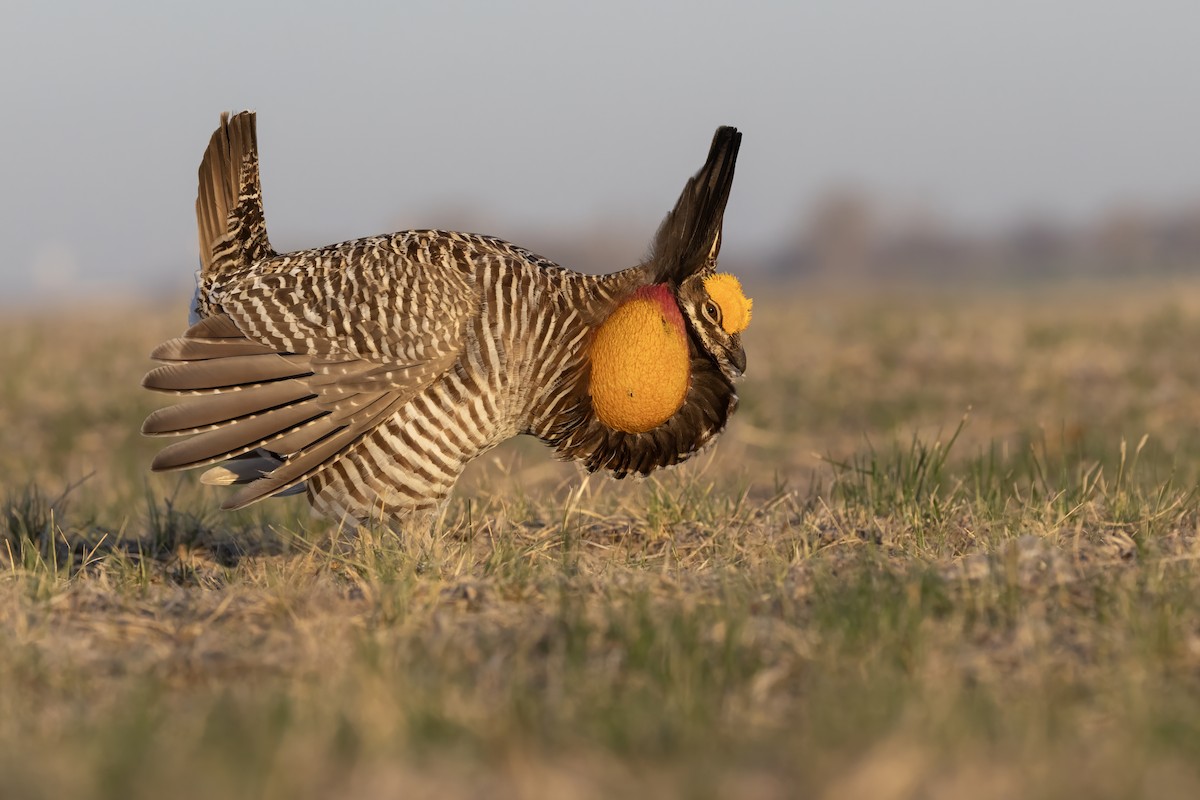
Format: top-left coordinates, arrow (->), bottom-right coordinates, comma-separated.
633,284 -> 684,331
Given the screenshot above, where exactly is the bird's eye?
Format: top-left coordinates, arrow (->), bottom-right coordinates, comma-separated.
703,301 -> 721,324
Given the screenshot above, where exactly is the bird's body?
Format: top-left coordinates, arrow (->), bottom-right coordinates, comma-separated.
143,113 -> 751,525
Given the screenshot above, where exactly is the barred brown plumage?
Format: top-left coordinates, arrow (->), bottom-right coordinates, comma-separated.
142,112 -> 750,526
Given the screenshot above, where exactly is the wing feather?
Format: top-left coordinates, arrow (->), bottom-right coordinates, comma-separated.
142,241 -> 480,508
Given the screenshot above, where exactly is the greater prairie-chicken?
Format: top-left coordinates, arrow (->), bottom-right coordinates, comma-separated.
142,112 -> 752,525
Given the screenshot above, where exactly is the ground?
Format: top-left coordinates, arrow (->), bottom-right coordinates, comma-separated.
2,280 -> 1199,799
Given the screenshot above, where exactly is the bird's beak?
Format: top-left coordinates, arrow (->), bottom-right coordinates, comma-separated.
727,341 -> 747,376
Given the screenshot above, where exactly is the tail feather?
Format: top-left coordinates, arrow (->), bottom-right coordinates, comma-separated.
650,126 -> 741,284
194,111 -> 274,316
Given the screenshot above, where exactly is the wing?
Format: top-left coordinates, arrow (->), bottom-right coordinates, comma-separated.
142,239 -> 479,509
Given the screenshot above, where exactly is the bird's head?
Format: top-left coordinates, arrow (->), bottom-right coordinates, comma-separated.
677,272 -> 752,379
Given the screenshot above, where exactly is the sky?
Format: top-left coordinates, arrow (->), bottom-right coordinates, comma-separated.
2,0 -> 1198,302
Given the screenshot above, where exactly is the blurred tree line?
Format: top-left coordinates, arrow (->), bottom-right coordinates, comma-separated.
772,190 -> 1200,283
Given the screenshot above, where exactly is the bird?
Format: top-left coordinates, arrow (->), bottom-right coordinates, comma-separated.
142,112 -> 752,526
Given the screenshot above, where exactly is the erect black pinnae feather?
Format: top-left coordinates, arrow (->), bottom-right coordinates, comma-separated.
649,126 -> 742,285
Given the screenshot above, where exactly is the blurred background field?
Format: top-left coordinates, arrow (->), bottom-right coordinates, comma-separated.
5,1 -> 1200,798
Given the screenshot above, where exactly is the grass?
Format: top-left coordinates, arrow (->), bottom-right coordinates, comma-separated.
2,282 -> 1200,798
